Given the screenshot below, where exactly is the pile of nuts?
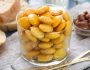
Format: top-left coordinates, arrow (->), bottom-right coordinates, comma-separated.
74,11 -> 90,30
18,6 -> 71,62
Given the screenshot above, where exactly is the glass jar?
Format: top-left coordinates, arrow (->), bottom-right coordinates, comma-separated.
17,4 -> 72,66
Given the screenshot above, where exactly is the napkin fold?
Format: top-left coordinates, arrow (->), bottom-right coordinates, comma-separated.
68,37 -> 90,70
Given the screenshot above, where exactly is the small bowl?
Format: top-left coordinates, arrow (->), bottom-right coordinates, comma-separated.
74,23 -> 90,36
73,12 -> 90,37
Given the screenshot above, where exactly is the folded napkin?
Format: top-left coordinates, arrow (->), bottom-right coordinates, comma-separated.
68,37 -> 90,70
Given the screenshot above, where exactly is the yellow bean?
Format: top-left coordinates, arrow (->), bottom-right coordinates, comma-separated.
52,34 -> 65,44
55,20 -> 66,32
24,50 -> 40,59
18,17 -> 30,29
34,46 -> 40,50
35,6 -> 49,15
37,54 -> 53,62
54,42 -> 65,49
62,12 -> 70,21
50,9 -> 63,16
40,37 -> 50,42
41,12 -> 52,18
24,8 -> 35,16
40,48 -> 56,54
52,16 -> 62,28
28,14 -> 39,26
39,16 -> 53,25
38,42 -> 53,49
19,8 -> 35,18
45,32 -> 60,39
31,27 -> 44,39
19,12 -> 27,18
25,30 -> 37,42
54,48 -> 67,60
19,31 -> 30,43
39,24 -> 53,32
22,41 -> 38,52
64,21 -> 72,36
22,43 -> 33,52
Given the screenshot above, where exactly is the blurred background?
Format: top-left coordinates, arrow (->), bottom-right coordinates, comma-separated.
28,0 -> 90,9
